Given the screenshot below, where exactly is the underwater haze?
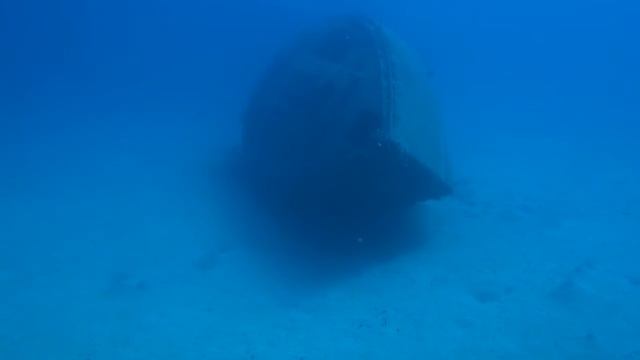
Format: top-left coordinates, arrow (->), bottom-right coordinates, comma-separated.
1,0 -> 640,359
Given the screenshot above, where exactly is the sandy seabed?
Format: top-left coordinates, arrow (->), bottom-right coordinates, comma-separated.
1,111 -> 639,360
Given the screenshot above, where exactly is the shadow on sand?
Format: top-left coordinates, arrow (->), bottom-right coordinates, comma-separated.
212,170 -> 432,289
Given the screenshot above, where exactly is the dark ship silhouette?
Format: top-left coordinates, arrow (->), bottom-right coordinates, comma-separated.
226,17 -> 452,277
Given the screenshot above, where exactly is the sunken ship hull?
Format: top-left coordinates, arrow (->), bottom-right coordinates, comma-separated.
233,17 -> 451,249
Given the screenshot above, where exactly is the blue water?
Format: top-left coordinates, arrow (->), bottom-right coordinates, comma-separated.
1,1 -> 639,359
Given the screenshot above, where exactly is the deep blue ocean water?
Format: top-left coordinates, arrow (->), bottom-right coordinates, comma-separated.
1,1 -> 639,359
